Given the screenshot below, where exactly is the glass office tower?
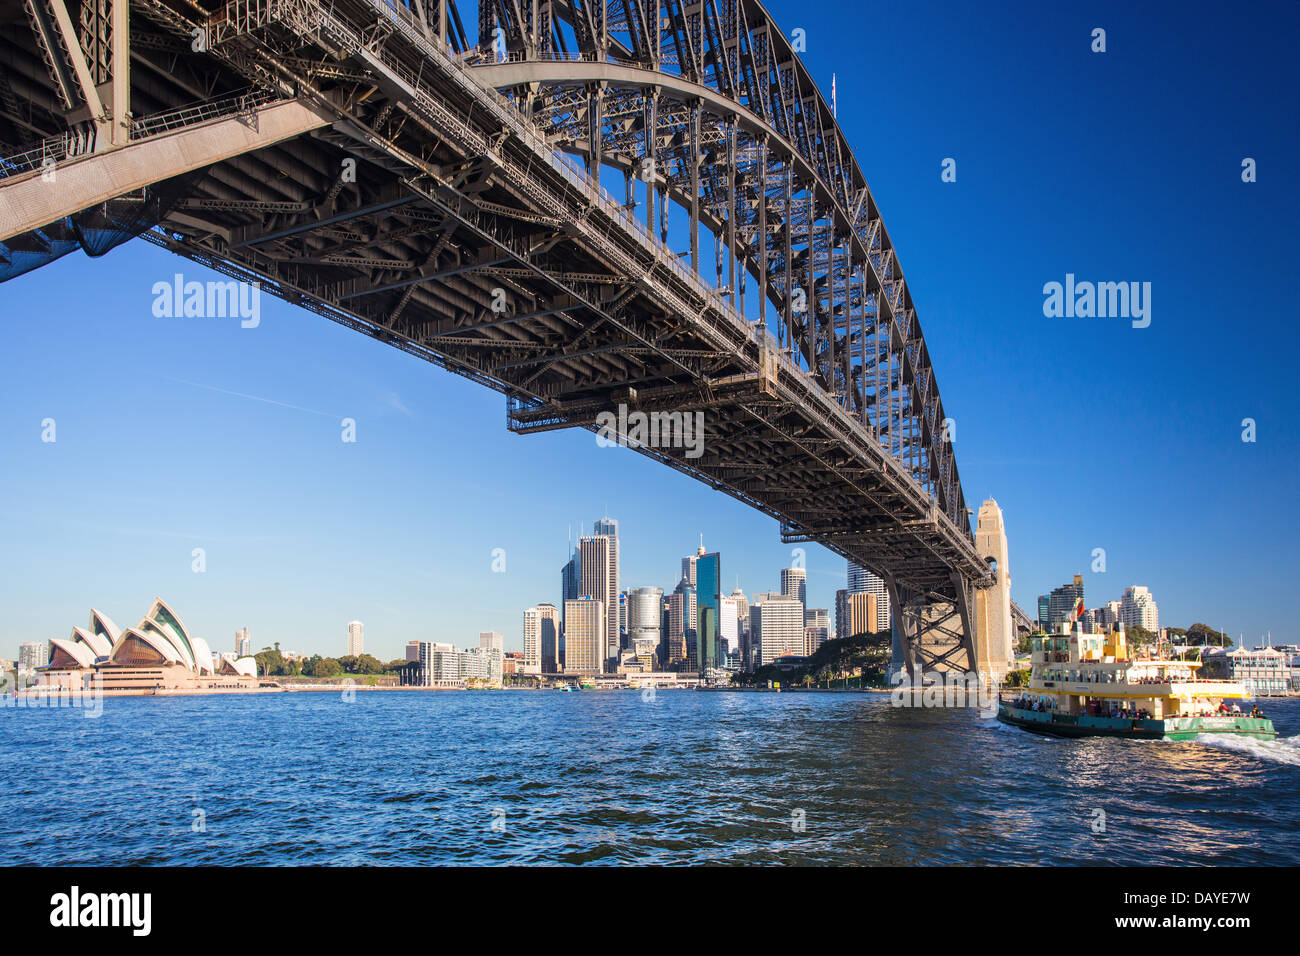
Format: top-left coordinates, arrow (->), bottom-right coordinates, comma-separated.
695,552 -> 721,673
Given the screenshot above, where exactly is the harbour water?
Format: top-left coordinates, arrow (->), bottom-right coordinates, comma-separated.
4,691 -> 1298,865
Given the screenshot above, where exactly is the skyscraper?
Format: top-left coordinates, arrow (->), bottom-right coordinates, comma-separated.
781,567 -> 807,614
719,596 -> 739,665
618,591 -> 628,649
1037,594 -> 1051,631
835,588 -> 850,641
729,588 -> 749,631
1096,600 -> 1120,629
479,631 -> 503,654
1119,586 -> 1159,632
804,608 -> 830,655
847,592 -> 878,637
847,561 -> 891,630
563,597 -> 605,675
578,533 -> 618,665
560,547 -> 580,669
681,551 -> 699,588
234,627 -> 251,657
593,516 -> 620,658
523,605 -> 557,674
668,582 -> 695,668
695,549 -> 722,673
1048,575 -> 1085,628
751,597 -> 805,665
347,621 -> 364,657
627,587 -> 664,666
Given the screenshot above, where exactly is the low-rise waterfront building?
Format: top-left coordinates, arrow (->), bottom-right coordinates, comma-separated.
403,640 -> 503,686
1202,645 -> 1290,697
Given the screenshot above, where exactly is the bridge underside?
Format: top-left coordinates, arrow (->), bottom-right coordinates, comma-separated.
0,0 -> 995,678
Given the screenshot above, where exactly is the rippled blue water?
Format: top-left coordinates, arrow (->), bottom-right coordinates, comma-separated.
3,690 -> 1298,865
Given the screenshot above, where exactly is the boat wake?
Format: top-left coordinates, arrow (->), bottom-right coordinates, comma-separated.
1195,732 -> 1300,767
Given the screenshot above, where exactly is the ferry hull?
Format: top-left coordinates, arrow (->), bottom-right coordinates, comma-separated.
997,703 -> 1276,741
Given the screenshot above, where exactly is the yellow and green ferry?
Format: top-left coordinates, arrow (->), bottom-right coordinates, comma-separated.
998,624 -> 1276,742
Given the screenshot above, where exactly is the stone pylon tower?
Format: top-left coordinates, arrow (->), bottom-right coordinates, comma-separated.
974,499 -> 1015,680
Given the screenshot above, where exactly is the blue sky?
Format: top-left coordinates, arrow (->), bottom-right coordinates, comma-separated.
2,0 -> 1297,660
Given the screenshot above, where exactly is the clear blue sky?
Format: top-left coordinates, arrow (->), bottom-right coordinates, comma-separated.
2,0 -> 1297,660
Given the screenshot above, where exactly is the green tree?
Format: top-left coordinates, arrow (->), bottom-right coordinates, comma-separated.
254,645 -> 285,677
314,657 -> 343,678
1184,623 -> 1232,647
736,630 -> 892,688
1126,625 -> 1158,650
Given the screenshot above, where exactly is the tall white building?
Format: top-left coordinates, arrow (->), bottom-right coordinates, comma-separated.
523,605 -> 557,674
347,621 -> 364,657
579,532 -> 619,664
479,631 -> 503,653
592,517 -> 620,660
751,596 -> 805,666
719,596 -> 739,664
235,627 -> 251,657
1119,586 -> 1159,632
780,567 -> 807,612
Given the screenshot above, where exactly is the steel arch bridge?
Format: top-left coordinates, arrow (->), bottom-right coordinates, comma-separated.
0,0 -> 1010,678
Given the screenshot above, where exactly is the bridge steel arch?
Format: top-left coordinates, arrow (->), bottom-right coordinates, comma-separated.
0,0 -> 998,678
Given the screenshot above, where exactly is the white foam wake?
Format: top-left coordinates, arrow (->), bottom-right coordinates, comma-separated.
1195,733 -> 1300,767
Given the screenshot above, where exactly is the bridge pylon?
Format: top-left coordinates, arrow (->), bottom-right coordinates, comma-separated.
888,575 -> 978,683
972,499 -> 1016,684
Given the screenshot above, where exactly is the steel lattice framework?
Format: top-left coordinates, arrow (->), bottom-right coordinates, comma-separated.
0,0 -> 996,676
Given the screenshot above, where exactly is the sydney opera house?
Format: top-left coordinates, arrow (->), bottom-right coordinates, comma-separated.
36,598 -> 261,694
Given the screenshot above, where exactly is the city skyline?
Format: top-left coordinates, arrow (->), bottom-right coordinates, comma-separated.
5,518 -> 1256,666
2,0 -> 1296,662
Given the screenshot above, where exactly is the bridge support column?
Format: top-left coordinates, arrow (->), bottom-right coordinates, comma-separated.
887,576 -> 922,682
888,576 -> 979,685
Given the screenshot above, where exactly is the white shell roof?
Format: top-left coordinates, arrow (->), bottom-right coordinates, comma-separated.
48,637 -> 96,669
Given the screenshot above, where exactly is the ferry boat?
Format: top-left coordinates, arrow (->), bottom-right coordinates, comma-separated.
998,623 -> 1276,741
